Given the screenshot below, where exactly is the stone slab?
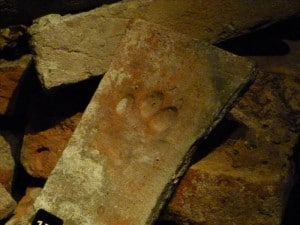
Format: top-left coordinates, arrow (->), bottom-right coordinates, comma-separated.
29,0 -> 300,89
33,19 -> 256,225
0,184 -> 16,220
165,65 -> 299,225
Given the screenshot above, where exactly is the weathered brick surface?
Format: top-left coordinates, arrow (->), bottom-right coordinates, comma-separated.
21,113 -> 82,178
166,58 -> 299,225
32,19 -> 255,225
29,0 -> 300,89
0,55 -> 32,116
0,184 -> 16,220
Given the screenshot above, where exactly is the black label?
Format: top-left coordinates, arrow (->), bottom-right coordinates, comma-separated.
32,209 -> 63,225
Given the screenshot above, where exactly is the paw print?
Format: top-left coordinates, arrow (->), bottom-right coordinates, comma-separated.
116,91 -> 178,134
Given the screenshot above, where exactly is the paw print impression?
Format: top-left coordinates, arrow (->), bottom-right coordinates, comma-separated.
139,91 -> 178,133
115,90 -> 179,135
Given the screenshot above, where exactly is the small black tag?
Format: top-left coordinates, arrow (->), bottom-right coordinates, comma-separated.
32,209 -> 63,225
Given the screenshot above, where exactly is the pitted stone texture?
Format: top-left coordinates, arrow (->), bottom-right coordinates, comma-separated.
30,15 -> 129,88
0,55 -> 32,115
33,19 -> 255,225
29,0 -> 300,89
0,132 -> 15,192
166,69 -> 298,225
0,184 -> 16,220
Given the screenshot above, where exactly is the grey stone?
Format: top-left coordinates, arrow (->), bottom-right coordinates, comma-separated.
30,14 -> 129,88
33,19 -> 256,225
29,0 -> 300,89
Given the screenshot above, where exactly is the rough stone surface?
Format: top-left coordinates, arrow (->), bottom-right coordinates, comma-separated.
0,184 -> 16,220
0,55 -> 32,116
166,65 -> 299,224
5,187 -> 42,225
30,15 -> 128,88
29,0 -> 300,89
0,132 -> 15,192
21,112 -> 82,178
33,20 -> 256,225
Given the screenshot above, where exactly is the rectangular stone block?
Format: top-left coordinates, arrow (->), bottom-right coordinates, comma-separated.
33,19 -> 256,225
166,66 -> 298,225
0,184 -> 16,220
29,0 -> 300,89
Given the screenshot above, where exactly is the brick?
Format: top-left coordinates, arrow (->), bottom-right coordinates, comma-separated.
0,55 -> 32,116
32,19 -> 255,225
28,0 -> 300,89
21,112 -> 82,178
0,183 -> 16,220
166,69 -> 298,225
